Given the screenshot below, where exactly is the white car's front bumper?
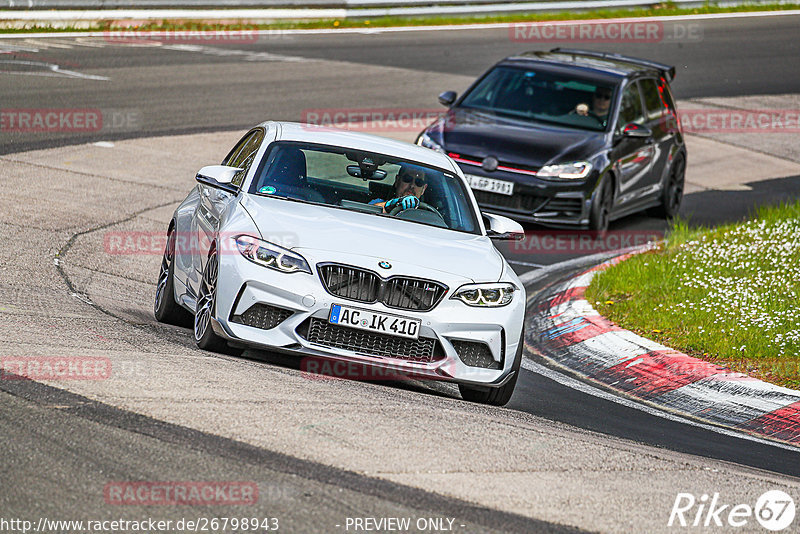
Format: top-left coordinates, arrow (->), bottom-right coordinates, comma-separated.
212,247 -> 525,387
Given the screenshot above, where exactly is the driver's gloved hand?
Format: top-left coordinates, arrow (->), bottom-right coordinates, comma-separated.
385,195 -> 419,211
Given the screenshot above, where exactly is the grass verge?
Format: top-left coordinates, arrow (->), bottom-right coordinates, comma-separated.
1,2 -> 799,33
586,201 -> 800,389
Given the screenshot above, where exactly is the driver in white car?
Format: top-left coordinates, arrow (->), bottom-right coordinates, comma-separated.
371,166 -> 428,213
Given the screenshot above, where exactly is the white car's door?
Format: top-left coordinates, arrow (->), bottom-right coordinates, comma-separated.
190,128 -> 265,297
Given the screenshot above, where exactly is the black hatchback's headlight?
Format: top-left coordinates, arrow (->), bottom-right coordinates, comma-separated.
537,161 -> 593,180
416,132 -> 445,154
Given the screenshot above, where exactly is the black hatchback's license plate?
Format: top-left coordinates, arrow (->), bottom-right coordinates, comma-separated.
328,304 -> 421,340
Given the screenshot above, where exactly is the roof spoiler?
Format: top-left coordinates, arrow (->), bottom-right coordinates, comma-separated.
550,47 -> 677,81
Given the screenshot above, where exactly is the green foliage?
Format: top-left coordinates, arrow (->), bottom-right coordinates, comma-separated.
586,200 -> 800,388
3,3 -> 800,33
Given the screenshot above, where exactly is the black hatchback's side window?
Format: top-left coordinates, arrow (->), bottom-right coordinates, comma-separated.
617,82 -> 645,133
639,78 -> 666,121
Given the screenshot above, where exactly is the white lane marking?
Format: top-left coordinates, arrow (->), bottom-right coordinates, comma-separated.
0,9 -> 798,39
72,37 -> 113,48
22,38 -> 73,49
507,259 -> 545,268
521,356 -> 800,452
548,296 -> 598,318
0,43 -> 39,53
0,59 -> 109,80
160,44 -> 309,62
657,377 -> 800,423
93,141 -> 115,148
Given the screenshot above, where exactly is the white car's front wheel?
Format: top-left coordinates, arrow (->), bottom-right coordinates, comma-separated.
194,249 -> 238,354
154,226 -> 191,326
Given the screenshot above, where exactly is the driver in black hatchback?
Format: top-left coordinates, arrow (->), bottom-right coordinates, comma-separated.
576,86 -> 613,125
370,166 -> 428,213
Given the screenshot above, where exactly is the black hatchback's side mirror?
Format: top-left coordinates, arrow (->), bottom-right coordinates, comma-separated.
621,122 -> 653,139
438,91 -> 457,107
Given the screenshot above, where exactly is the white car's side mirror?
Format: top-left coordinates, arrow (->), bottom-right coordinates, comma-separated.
196,165 -> 243,193
483,212 -> 525,241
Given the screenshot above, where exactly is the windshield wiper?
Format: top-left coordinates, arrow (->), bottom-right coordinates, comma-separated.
254,193 -> 318,206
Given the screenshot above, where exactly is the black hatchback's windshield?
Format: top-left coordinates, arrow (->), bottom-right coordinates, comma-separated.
460,66 -> 617,131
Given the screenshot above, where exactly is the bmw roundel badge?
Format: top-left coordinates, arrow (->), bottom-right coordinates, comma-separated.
378,261 -> 391,269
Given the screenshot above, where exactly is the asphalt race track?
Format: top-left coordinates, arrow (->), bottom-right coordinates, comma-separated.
1,13 -> 800,533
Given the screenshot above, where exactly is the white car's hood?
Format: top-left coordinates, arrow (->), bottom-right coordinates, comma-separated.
239,195 -> 504,283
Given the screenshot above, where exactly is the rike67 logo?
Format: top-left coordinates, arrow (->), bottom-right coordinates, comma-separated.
669,491 -> 796,531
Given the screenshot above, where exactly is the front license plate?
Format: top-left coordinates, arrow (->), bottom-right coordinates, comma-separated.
465,174 -> 514,196
328,304 -> 421,340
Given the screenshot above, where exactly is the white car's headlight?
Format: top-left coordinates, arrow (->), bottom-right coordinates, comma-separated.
537,161 -> 593,180
235,235 -> 311,274
452,283 -> 517,307
416,132 -> 445,154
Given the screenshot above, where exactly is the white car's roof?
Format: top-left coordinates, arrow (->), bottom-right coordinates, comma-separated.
265,121 -> 458,174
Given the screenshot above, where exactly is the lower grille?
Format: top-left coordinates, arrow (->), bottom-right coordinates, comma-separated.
451,340 -> 501,369
299,318 -> 440,363
473,190 -> 547,213
231,304 -> 293,330
545,197 -> 583,215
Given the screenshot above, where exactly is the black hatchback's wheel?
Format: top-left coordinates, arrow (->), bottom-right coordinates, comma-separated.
154,227 -> 192,326
653,154 -> 685,219
194,249 -> 231,353
589,175 -> 614,234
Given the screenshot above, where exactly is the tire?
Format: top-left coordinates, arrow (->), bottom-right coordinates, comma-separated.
154,227 -> 192,326
588,175 -> 613,235
458,329 -> 524,406
194,248 -> 238,354
652,153 -> 686,219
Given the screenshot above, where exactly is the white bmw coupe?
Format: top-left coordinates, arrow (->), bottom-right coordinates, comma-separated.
154,122 -> 526,405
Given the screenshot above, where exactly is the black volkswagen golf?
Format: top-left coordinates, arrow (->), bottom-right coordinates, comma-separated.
416,48 -> 686,231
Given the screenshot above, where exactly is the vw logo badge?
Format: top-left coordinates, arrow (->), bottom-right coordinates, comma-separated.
482,156 -> 499,172
378,261 -> 391,269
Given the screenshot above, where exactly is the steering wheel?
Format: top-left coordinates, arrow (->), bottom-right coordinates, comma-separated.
388,201 -> 444,221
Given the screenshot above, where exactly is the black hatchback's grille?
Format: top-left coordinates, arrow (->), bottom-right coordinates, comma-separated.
544,197 -> 583,214
473,190 -> 547,213
231,304 -> 293,330
451,339 -> 501,370
473,190 -> 583,216
299,318 -> 441,363
318,264 -> 447,312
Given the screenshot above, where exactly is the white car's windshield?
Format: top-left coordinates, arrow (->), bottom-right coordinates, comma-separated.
249,141 -> 480,234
